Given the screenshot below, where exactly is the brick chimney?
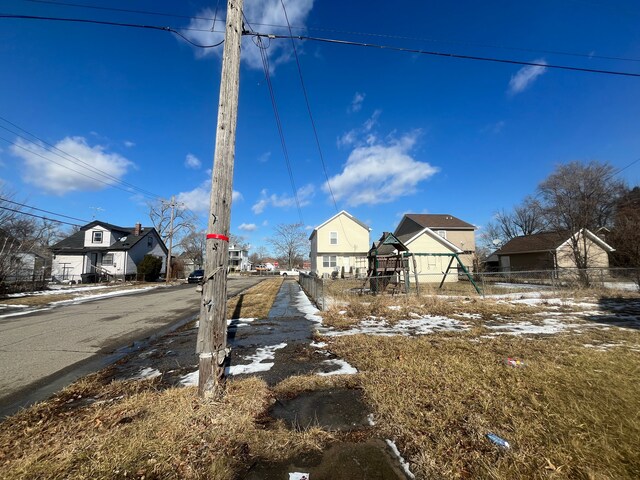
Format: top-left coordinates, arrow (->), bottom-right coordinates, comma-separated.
133,222 -> 142,236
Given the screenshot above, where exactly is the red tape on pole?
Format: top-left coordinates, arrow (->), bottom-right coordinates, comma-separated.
206,234 -> 229,242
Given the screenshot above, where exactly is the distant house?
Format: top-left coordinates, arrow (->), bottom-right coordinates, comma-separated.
50,221 -> 167,283
309,211 -> 371,277
228,243 -> 249,271
495,229 -> 615,272
393,214 -> 477,281
0,229 -> 46,285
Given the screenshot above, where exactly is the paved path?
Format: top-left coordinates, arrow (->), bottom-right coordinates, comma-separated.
0,277 -> 262,417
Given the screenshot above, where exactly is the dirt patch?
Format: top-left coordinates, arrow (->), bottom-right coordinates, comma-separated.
244,439 -> 408,480
270,388 -> 369,431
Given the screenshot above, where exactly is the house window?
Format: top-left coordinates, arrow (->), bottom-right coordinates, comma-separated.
92,231 -> 103,243
330,231 -> 338,245
437,230 -> 447,239
147,236 -> 153,247
102,253 -> 114,266
323,255 -> 337,268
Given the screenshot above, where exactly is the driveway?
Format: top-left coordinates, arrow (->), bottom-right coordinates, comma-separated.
0,276 -> 263,417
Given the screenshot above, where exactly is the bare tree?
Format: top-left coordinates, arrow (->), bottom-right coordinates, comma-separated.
537,161 -> 626,285
177,228 -> 206,269
249,246 -> 269,267
609,186 -> 640,289
147,199 -> 197,245
268,223 -> 308,269
0,189 -> 63,286
480,196 -> 546,251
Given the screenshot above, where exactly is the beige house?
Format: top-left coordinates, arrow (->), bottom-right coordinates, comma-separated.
496,229 -> 614,272
309,211 -> 371,277
393,214 -> 477,282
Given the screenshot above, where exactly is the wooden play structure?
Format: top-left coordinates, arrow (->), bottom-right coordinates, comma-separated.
363,232 -> 482,295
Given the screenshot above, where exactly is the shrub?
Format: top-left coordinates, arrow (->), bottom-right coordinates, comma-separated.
137,254 -> 163,282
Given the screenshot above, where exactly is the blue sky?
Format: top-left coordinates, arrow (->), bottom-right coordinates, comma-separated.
1,0 -> 639,251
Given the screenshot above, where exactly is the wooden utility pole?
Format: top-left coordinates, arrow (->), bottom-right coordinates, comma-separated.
196,0 -> 243,398
165,195 -> 176,282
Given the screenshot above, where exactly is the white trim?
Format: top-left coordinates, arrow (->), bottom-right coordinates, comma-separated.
403,227 -> 463,253
556,228 -> 615,253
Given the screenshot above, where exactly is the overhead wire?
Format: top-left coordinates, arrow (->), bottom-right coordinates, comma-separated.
243,14 -> 304,224
18,0 -> 640,63
278,0 -> 357,246
0,14 -> 225,48
0,116 -> 162,200
247,32 -> 640,78
0,196 -> 90,223
0,205 -> 82,227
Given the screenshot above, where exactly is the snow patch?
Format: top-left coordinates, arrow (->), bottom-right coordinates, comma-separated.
132,367 -> 161,380
317,358 -> 358,376
294,290 -> 323,323
385,439 -> 416,479
323,316 -> 470,337
486,318 -> 588,336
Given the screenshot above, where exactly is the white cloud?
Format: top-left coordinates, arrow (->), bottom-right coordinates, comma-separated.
182,1 -> 314,70
124,140 -> 135,148
177,181 -> 242,213
337,110 -> 381,148
349,92 -> 365,112
11,136 -> 132,195
481,120 -> 505,134
324,132 -> 438,207
508,59 -> 547,95
251,184 -> 315,214
258,151 -> 271,163
238,223 -> 258,232
184,153 -> 202,169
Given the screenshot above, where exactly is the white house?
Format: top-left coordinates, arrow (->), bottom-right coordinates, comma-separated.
228,243 -> 250,271
50,221 -> 167,283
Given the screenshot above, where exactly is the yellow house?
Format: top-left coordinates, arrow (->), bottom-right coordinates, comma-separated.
394,214 -> 477,282
309,211 -> 371,277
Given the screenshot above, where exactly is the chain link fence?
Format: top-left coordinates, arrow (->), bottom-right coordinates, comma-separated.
299,268 -> 640,308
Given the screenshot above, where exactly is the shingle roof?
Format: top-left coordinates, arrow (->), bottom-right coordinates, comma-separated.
405,214 -> 475,230
496,231 -> 570,255
51,221 -> 158,253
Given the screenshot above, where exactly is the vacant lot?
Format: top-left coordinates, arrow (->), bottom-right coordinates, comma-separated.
1,283 -> 638,479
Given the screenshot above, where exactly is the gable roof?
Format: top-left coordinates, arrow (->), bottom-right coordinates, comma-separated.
403,214 -> 476,230
496,229 -> 615,255
370,232 -> 409,256
51,221 -> 165,253
309,210 -> 370,240
399,227 -> 463,254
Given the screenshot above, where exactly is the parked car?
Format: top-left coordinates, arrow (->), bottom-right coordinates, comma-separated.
187,269 -> 204,284
279,268 -> 301,277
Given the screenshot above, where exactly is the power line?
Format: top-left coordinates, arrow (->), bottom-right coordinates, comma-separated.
0,14 -> 225,48
0,196 -> 90,223
278,0 -> 359,247
247,32 -> 640,78
0,116 -> 162,200
243,14 -> 303,223
248,22 -> 640,64
0,135 -> 145,196
23,0 -> 215,22
22,1 -> 640,64
0,205 -> 81,227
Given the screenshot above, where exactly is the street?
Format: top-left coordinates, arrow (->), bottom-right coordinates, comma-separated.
0,277 -> 263,417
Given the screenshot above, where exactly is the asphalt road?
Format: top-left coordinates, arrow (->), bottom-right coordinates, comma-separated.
0,276 -> 263,417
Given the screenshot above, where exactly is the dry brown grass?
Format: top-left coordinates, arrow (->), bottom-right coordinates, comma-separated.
226,277 -> 283,319
327,327 -> 640,479
0,371 -> 331,480
320,294 -> 551,331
